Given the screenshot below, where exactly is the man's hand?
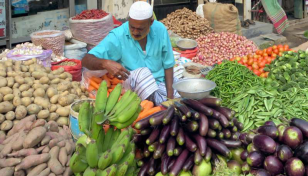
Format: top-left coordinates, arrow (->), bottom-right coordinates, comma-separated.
105,60 -> 130,80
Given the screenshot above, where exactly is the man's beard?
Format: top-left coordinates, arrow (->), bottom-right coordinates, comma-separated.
130,28 -> 150,41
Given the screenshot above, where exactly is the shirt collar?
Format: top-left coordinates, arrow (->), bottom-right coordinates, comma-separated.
125,21 -> 156,40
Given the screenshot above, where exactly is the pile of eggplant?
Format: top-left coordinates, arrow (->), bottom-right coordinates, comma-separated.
239,118 -> 308,176
133,98 -> 244,176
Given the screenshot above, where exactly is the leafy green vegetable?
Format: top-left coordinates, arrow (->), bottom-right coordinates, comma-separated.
211,161 -> 253,176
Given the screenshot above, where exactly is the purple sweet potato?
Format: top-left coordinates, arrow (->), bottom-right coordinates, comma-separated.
23,126 -> 47,148
15,153 -> 50,171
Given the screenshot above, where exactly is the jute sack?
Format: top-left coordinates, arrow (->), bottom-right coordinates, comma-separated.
203,2 -> 242,35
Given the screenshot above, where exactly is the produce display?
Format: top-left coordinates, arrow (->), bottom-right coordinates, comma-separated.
161,8 -> 213,40
0,116 -> 74,176
133,98 -> 244,176
230,44 -> 291,77
10,43 -> 44,56
206,61 -> 262,106
72,9 -> 109,20
264,50 -> 308,91
54,61 -> 77,66
192,32 -> 257,65
239,119 -> 308,176
0,59 -> 88,134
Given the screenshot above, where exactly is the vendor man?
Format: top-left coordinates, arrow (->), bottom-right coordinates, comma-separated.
82,1 -> 180,105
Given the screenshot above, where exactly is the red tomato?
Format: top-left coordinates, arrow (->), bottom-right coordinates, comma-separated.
242,59 -> 248,64
248,66 -> 253,70
235,56 -> 241,61
253,70 -> 261,76
265,72 -> 269,77
263,53 -> 268,57
278,44 -> 283,49
272,45 -> 277,50
253,55 -> 259,59
260,68 -> 265,73
279,48 -> 284,52
279,52 -> 283,56
238,60 -> 244,65
248,59 -> 254,66
258,61 -> 266,68
252,63 -> 259,70
266,48 -> 273,55
230,58 -> 235,61
272,53 -> 277,58
244,63 -> 248,67
273,49 -> 279,54
284,45 -> 289,50
260,73 -> 266,78
267,58 -> 272,64
218,61 -> 222,65
256,50 -> 262,55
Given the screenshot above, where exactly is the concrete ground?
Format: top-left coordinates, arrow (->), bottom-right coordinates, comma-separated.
282,19 -> 308,48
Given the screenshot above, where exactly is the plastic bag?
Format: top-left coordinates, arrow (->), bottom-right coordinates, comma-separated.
69,13 -> 114,46
81,69 -> 108,90
196,4 -> 205,18
168,30 -> 183,48
64,39 -> 87,60
30,30 -> 65,56
51,59 -> 82,81
7,49 -> 52,67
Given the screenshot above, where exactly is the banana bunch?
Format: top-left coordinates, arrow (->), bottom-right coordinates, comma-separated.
70,127 -> 138,176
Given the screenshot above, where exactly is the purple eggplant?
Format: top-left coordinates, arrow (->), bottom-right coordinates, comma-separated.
207,138 -> 232,159
285,157 -> 305,176
150,110 -> 167,126
257,125 -> 279,139
250,169 -> 270,176
222,129 -> 231,139
247,151 -> 265,167
170,117 -> 179,136
239,133 -> 249,145
227,160 -> 242,175
264,121 -> 276,126
199,114 -> 209,136
183,154 -> 194,171
169,149 -> 189,176
174,147 -> 182,157
218,132 -> 224,139
140,128 -> 152,136
184,134 -> 197,152
253,135 -> 277,154
241,150 -> 248,161
220,139 -> 242,148
207,129 -> 217,138
277,144 -> 293,163
215,106 -> 235,120
189,108 -> 200,120
167,137 -> 176,156
277,124 -> 286,142
159,125 -> 171,144
217,124 -> 222,131
231,126 -> 238,133
231,132 -> 239,141
210,108 -> 229,128
305,165 -> 308,176
162,105 -> 175,125
176,128 -> 185,146
236,122 -> 244,131
208,118 -> 220,129
229,120 -> 235,128
161,154 -> 172,175
231,148 -> 244,164
174,102 -> 191,118
199,97 -> 222,107
138,161 -> 150,176
246,132 -> 257,144
137,160 -> 144,167
153,143 -> 166,159
193,134 -> 207,156
294,141 -> 308,164
168,158 -> 176,171
177,110 -> 187,122
263,156 -> 284,175
291,118 -> 308,138
184,121 -> 199,132
133,134 -> 146,144
148,142 -> 159,152
146,128 -> 160,145
247,143 -> 259,153
283,126 -> 303,149
242,162 -> 250,174
194,149 -> 202,165
143,145 -> 150,158
147,157 -> 156,175
205,147 -> 212,162
135,110 -> 165,130
182,99 -> 213,116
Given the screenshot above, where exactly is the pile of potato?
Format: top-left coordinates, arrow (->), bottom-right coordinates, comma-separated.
0,115 -> 74,176
161,8 -> 213,39
0,58 -> 88,133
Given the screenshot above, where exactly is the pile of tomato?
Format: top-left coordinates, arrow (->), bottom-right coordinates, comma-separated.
228,44 -> 291,78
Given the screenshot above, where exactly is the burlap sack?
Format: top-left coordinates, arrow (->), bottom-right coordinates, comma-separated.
203,2 -> 242,35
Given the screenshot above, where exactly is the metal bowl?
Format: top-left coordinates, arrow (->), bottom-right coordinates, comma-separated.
176,39 -> 198,50
173,79 -> 216,100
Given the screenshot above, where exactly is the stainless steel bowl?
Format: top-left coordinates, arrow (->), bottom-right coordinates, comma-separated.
173,79 -> 216,100
176,39 -> 198,50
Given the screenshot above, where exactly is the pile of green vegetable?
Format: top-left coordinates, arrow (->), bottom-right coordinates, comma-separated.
206,61 -> 262,107
264,50 -> 308,92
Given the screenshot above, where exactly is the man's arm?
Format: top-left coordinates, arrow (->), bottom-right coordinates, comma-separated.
165,67 -> 174,99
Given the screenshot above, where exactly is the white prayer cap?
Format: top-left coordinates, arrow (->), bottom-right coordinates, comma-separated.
129,1 -> 153,20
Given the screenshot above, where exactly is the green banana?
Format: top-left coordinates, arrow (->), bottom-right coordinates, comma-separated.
96,129 -> 105,154
104,84 -> 122,115
78,101 -> 91,135
95,80 -> 108,113
110,106 -> 141,129
111,128 -> 129,147
108,128 -> 121,149
115,162 -> 129,176
111,93 -> 138,118
86,140 -> 99,168
98,150 -> 112,170
109,98 -> 141,122
124,167 -> 136,176
83,166 -> 96,176
116,141 -> 135,166
110,144 -> 125,164
76,135 -> 90,148
76,173 -> 82,176
69,152 -> 88,173
102,127 -> 113,152
97,164 -> 117,176
109,90 -> 132,116
117,151 -> 135,167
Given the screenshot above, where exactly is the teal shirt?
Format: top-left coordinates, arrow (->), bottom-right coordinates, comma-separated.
88,21 -> 175,84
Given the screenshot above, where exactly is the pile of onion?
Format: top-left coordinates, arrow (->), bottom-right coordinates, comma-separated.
192,32 -> 258,66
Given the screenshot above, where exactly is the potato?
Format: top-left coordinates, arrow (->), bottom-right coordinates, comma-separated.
28,88 -> 34,93
32,71 -> 47,79
19,84 -> 30,92
21,65 -> 28,72
0,93 -> 2,102
13,97 -> 22,107
81,85 -> 86,92
57,117 -> 68,126
46,87 -> 57,98
0,87 -> 13,95
51,78 -> 60,84
76,88 -> 82,96
14,76 -> 25,84
15,105 -> 27,120
70,89 -> 77,95
49,113 -> 59,121
3,94 -> 14,101
4,60 -> 13,67
21,97 -> 32,107
49,104 -> 58,112
33,88 -> 45,97
34,97 -> 50,109
50,95 -> 59,104
57,81 -> 71,91
65,72 -> 72,78
51,67 -> 65,75
0,114 -> 4,123
42,84 -> 49,91
58,95 -> 75,107
24,59 -> 34,66
22,91 -> 32,97
13,120 -> 20,125
34,80 -> 40,84
6,66 -> 12,72
48,74 -> 56,80
0,101 -> 14,113
59,73 -> 67,79
32,83 -> 43,90
27,104 -> 42,115
38,110 -> 50,119
7,71 -> 17,77
13,89 -> 21,97
0,70 -> 6,77
65,77 -> 73,82
5,111 -> 15,120
81,95 -> 87,99
1,120 -> 13,131
45,67 -> 51,73
0,77 -> 7,88
13,83 -> 20,89
24,72 -> 31,77
39,76 -> 49,84
56,107 -> 70,117
6,77 -> 14,88
24,77 -> 34,85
